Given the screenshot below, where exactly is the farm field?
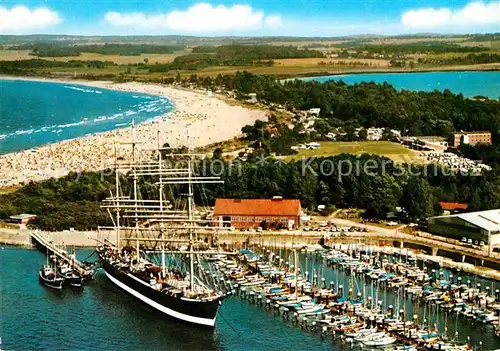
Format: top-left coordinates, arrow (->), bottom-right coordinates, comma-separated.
0,50 -> 185,64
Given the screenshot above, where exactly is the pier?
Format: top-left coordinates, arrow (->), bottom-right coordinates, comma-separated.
30,230 -> 94,279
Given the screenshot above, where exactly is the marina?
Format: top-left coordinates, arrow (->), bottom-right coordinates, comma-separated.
4,242 -> 500,350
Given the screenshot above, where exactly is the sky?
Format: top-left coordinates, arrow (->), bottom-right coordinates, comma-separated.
0,0 -> 499,36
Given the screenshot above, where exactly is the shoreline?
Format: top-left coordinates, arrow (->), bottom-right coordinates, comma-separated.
0,76 -> 267,187
3,229 -> 500,281
286,67 -> 500,81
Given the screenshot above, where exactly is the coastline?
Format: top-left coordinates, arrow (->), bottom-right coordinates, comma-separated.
0,76 -> 267,187
286,66 -> 500,81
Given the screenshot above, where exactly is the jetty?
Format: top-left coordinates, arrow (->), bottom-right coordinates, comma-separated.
30,230 -> 94,279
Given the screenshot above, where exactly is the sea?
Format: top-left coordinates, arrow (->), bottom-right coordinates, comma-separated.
301,71 -> 500,99
1,245 -> 499,351
0,79 -> 174,155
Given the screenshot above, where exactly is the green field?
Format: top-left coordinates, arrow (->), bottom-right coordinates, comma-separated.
286,141 -> 422,163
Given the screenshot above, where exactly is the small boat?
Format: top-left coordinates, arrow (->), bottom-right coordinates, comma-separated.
39,265 -> 64,290
59,263 -> 83,288
362,336 -> 396,346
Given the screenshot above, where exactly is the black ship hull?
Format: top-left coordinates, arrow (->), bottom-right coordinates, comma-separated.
100,258 -> 221,327
39,271 -> 64,290
63,275 -> 83,288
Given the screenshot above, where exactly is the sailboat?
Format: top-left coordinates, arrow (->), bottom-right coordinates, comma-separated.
96,128 -> 232,327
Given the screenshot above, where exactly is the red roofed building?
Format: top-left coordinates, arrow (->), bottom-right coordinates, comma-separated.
213,198 -> 301,229
439,202 -> 469,213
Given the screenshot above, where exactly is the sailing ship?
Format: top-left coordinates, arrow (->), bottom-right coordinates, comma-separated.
96,128 -> 232,327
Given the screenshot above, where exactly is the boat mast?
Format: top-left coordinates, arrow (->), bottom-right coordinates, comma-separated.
294,249 -> 298,301
158,127 -> 166,277
132,122 -> 140,260
114,142 -> 121,250
187,130 -> 195,292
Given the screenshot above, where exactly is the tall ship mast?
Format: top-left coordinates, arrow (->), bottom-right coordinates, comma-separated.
96,126 -> 231,327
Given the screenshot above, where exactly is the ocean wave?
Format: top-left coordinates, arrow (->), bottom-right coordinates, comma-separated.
57,121 -> 85,129
64,85 -> 103,94
15,128 -> 35,135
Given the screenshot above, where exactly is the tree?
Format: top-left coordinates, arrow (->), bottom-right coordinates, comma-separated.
400,177 -> 436,220
143,58 -> 149,64
213,147 -> 223,159
358,128 -> 368,141
314,118 -> 331,137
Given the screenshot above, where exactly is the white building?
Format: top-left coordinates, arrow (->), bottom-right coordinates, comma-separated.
309,108 -> 321,116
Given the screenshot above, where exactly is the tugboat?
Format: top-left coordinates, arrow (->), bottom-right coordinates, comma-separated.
58,263 -> 83,288
39,263 -> 64,290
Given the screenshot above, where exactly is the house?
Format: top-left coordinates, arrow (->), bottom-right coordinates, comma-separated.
248,93 -> 258,103
439,202 -> 469,215
9,214 -> 37,225
451,132 -> 492,147
213,198 -> 302,229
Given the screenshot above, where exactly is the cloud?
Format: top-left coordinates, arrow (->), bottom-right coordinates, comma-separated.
265,15 -> 283,28
104,3 -> 282,32
0,5 -> 61,33
401,1 -> 500,28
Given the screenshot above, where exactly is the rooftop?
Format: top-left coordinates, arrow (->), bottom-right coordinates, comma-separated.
214,198 -> 301,217
432,209 -> 500,232
439,202 -> 469,211
452,131 -> 491,135
9,214 -> 37,220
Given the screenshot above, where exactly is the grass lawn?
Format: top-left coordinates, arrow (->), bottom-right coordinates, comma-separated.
286,141 -> 423,164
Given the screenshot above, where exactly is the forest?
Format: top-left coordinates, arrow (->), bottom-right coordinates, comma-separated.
8,43 -> 183,57
330,42 -> 490,54
418,53 -> 500,66
149,45 -> 324,71
0,59 -> 117,75
182,71 -> 500,138
2,149 -> 500,231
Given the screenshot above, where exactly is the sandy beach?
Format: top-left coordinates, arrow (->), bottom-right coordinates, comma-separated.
0,77 -> 267,187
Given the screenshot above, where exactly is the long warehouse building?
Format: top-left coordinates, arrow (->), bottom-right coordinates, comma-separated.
427,209 -> 500,247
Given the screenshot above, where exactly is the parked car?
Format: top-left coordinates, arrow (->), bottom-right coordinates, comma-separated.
474,240 -> 479,246
387,221 -> 398,226
461,237 -> 467,243
467,238 -> 473,245
480,241 -> 485,246
304,226 -> 311,231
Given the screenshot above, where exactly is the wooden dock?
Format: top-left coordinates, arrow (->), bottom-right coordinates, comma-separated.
30,230 -> 94,279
